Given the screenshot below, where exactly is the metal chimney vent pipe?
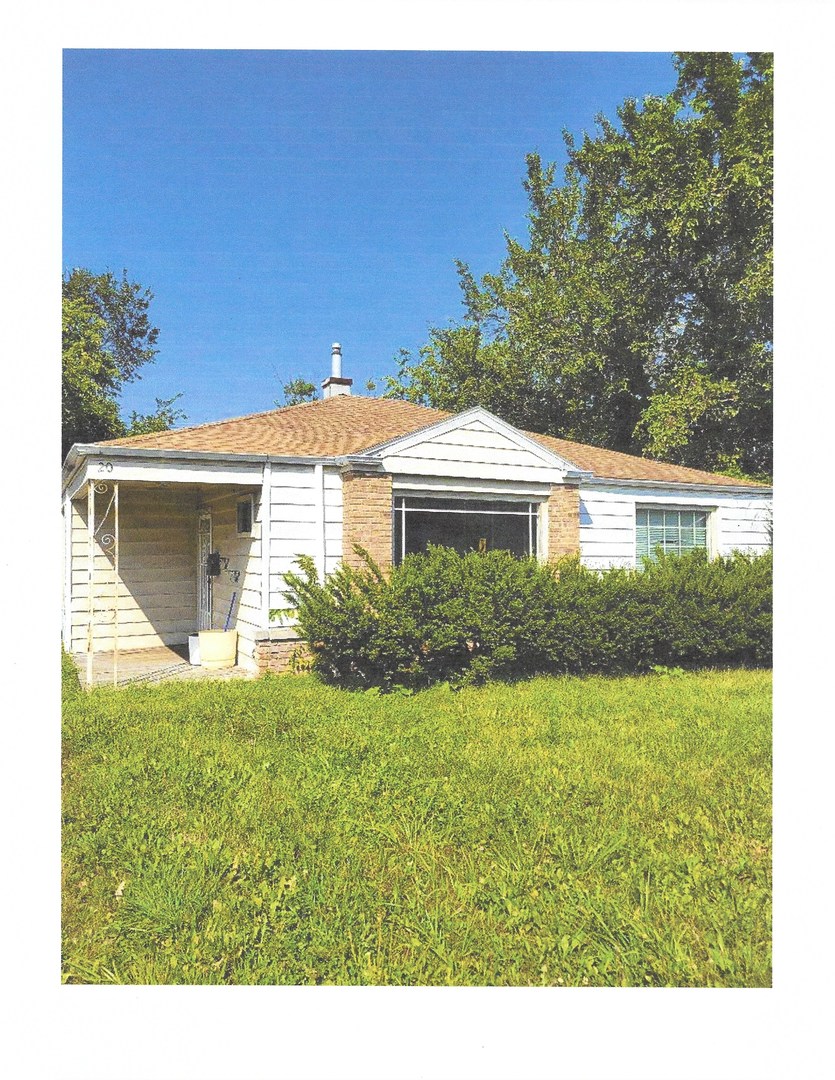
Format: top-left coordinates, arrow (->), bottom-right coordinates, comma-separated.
322,342 -> 353,399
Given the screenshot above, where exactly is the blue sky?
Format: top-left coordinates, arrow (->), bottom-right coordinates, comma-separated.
64,50 -> 678,426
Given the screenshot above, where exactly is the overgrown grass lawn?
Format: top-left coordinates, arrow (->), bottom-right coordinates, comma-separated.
62,670 -> 771,986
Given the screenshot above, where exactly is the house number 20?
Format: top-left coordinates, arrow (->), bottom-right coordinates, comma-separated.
97,460 -> 113,473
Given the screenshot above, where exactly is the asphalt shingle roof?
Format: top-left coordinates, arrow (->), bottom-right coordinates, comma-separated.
97,394 -> 766,488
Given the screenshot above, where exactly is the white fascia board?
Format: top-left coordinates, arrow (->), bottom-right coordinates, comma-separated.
379,456 -> 568,484
359,406 -> 592,477
61,444 -> 342,500
66,443 -> 342,467
65,469 -> 89,502
393,475 -> 553,498
65,456 -> 264,498
581,476 -> 773,497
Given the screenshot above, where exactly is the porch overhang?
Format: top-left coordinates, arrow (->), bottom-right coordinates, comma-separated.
62,466 -> 269,687
62,445 -> 266,501
61,445 -> 346,502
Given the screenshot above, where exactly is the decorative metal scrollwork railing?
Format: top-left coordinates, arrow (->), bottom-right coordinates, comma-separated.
86,478 -> 119,687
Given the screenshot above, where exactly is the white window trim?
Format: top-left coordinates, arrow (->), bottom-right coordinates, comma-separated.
635,504 -> 716,562
393,493 -> 543,564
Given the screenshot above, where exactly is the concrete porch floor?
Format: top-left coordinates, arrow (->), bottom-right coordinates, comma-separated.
72,644 -> 257,688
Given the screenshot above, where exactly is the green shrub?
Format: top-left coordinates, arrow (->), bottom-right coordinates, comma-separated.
62,647 -> 81,697
284,546 -> 557,687
283,547 -> 772,689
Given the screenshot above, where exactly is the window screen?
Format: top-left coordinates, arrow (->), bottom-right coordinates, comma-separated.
394,496 -> 538,565
636,508 -> 708,561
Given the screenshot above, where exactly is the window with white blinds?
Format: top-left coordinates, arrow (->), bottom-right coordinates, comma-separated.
636,508 -> 709,561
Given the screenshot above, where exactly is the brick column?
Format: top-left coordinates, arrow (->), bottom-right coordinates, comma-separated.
547,483 -> 580,561
341,470 -> 393,572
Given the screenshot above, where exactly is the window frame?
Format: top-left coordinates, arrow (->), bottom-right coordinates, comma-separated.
393,494 -> 541,565
236,495 -> 254,537
635,504 -> 714,564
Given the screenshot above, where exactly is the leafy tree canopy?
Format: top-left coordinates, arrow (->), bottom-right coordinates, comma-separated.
126,393 -> 187,436
278,377 -> 318,407
62,268 -> 183,457
386,53 -> 772,479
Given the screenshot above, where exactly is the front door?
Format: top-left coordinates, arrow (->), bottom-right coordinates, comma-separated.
197,511 -> 212,630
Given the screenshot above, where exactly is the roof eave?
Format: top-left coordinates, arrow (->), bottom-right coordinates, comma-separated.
61,443 -> 344,499
64,443 -> 342,467
582,475 -> 772,495
336,454 -> 387,473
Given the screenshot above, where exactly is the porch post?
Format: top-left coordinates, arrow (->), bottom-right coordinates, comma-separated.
86,480 -> 95,688
112,481 -> 119,687
260,460 -> 272,631
62,493 -> 72,650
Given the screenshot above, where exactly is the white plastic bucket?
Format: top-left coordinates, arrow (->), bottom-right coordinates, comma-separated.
198,629 -> 238,669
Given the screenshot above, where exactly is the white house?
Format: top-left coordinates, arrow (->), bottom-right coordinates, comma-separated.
61,344 -> 772,682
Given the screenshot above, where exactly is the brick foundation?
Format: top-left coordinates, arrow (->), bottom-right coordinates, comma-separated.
341,469 -> 393,571
254,633 -> 312,674
547,483 -> 580,560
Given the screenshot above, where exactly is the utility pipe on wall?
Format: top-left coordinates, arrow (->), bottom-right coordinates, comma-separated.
260,460 -> 272,631
112,481 -> 119,687
86,480 -> 95,688
314,463 -> 326,582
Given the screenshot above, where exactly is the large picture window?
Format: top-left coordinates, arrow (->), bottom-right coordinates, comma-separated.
636,507 -> 709,562
394,496 -> 538,565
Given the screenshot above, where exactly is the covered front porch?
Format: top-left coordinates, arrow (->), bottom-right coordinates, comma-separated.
63,467 -> 266,687
69,643 -> 257,687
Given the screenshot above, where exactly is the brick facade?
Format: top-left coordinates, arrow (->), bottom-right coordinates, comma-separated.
341,469 -> 393,572
547,483 -> 581,561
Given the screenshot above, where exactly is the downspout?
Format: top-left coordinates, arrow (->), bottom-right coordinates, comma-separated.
260,460 -> 272,632
112,482 -> 119,687
314,463 -> 326,581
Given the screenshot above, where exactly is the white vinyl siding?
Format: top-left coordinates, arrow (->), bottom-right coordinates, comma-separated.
67,482 -> 263,662
267,464 -> 342,622
579,483 -> 771,570
207,492 -> 262,669
68,486 -> 198,653
578,491 -> 637,569
381,418 -> 567,484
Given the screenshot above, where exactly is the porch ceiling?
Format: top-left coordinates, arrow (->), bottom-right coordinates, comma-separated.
64,449 -> 264,501
69,479 -> 260,505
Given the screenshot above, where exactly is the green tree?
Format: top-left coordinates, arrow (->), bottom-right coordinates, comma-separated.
126,393 -> 187,436
62,269 -> 182,457
387,53 -> 772,477
62,291 -> 123,454
278,377 -> 317,407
